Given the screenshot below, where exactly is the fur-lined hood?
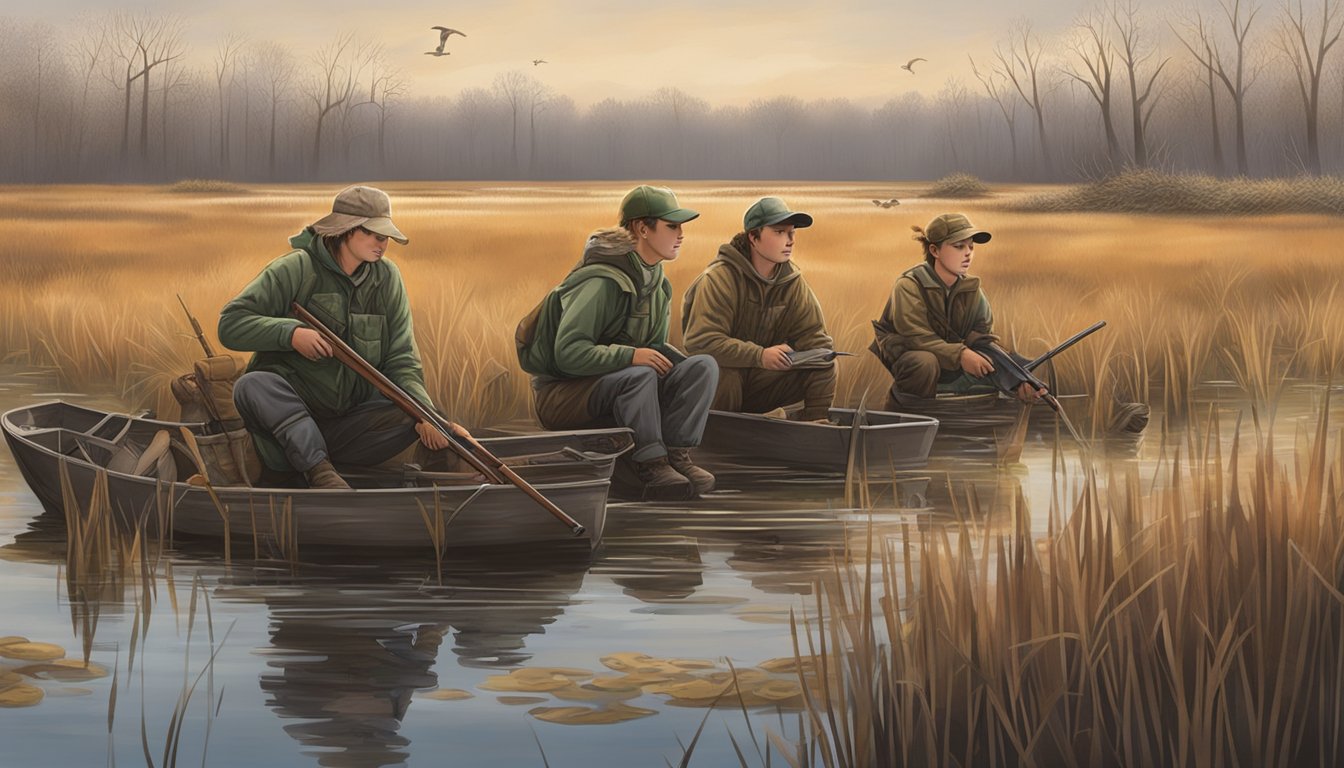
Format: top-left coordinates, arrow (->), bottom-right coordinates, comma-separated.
582,227 -> 637,261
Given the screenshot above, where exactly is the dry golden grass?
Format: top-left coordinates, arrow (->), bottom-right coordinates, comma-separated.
1,182 -> 1341,426
787,397 -> 1344,767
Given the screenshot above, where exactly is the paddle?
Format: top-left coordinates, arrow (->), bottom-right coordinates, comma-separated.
290,302 -> 586,537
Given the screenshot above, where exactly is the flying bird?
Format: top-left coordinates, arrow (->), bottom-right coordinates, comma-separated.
871,198 -> 900,208
532,59 -> 548,66
428,26 -> 466,55
901,57 -> 926,74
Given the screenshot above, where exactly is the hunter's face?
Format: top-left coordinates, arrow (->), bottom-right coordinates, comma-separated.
346,226 -> 389,266
751,224 -> 795,267
642,219 -> 684,263
931,237 -> 975,281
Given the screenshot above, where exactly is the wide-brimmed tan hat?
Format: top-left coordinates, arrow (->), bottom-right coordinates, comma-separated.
310,185 -> 409,245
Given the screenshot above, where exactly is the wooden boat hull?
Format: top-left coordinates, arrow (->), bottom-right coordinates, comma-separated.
695,407 -> 939,476
2,401 -> 631,550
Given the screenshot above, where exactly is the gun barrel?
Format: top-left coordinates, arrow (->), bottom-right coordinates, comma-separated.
177,294 -> 216,358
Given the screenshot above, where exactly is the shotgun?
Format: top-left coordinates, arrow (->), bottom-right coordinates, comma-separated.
177,294 -> 216,358
290,302 -> 586,537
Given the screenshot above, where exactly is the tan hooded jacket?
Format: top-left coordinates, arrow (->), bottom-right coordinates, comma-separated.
869,262 -> 998,371
682,242 -> 831,368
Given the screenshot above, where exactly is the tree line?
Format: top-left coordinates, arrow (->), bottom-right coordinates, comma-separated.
1,0 -> 1342,184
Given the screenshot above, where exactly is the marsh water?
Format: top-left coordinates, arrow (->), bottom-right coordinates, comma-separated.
1,367 -> 1338,768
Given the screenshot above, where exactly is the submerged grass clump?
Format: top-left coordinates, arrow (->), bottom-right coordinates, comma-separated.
923,173 -> 991,198
789,395 -> 1344,766
1015,169 -> 1344,215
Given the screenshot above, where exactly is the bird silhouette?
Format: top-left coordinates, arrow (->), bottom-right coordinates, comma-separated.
871,198 -> 900,208
428,26 -> 465,55
532,59 -> 548,66
901,57 -> 926,74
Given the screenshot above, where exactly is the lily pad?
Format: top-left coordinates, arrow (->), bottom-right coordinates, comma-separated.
498,696 -> 549,706
0,684 -> 44,707
16,660 -> 109,681
0,642 -> 65,661
528,702 -> 657,725
599,652 -> 692,675
758,656 -> 819,674
588,672 -> 681,690
0,637 -> 28,647
550,682 -> 641,703
419,689 -> 474,701
644,678 -> 733,699
479,668 -> 574,693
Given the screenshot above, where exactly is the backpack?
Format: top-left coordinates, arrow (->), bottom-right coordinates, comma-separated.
515,257 -> 668,378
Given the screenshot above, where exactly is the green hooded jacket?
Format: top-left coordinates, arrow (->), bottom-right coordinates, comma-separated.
217,228 -> 433,418
681,241 -> 832,368
526,227 -> 680,380
869,262 -> 998,371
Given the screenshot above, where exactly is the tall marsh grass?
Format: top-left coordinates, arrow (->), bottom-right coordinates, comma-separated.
788,395 -> 1344,766
1015,169 -> 1344,215
1,182 -> 1340,425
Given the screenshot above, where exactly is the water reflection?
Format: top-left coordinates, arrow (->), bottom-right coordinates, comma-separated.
213,552 -> 589,767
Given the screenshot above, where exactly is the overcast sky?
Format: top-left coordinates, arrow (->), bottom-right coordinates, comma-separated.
5,0 -> 1105,107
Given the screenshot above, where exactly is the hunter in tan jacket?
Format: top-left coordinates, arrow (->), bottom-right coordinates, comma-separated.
870,213 -> 1042,408
682,197 -> 836,421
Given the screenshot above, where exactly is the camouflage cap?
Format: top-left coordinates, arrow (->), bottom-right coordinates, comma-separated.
743,197 -> 813,231
924,213 -> 990,245
619,185 -> 700,225
310,185 -> 409,245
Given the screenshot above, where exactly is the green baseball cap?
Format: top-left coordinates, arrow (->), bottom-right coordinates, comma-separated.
743,197 -> 813,231
619,185 -> 700,225
924,213 -> 991,245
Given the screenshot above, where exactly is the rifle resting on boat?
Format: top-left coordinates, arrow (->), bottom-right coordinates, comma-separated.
290,302 -> 586,537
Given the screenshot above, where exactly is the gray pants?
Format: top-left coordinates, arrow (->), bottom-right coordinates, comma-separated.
588,355 -> 718,463
233,371 -> 419,472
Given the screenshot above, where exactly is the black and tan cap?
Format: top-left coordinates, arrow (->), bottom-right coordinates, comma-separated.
924,213 -> 990,245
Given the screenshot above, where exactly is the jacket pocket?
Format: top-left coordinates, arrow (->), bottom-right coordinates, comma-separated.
307,293 -> 346,336
349,313 -> 386,366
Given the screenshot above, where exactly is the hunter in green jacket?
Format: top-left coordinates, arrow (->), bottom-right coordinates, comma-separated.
521,185 -> 719,501
219,185 -> 472,489
682,197 -> 836,421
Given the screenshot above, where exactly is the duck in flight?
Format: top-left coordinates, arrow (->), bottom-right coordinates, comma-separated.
427,26 -> 466,56
901,57 -> 926,74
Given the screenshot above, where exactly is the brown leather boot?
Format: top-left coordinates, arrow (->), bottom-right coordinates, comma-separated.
666,448 -> 715,496
634,456 -> 694,501
304,459 -> 351,490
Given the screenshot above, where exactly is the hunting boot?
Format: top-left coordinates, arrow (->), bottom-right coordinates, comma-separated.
634,456 -> 695,501
304,459 -> 351,490
666,447 -> 715,496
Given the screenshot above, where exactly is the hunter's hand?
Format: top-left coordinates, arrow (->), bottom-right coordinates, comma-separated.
415,421 -> 450,450
959,347 -> 994,377
761,344 -> 794,371
292,327 -> 333,361
1016,382 -> 1047,404
447,421 -> 481,450
632,347 -> 673,376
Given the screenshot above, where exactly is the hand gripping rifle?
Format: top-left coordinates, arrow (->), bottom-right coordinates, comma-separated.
290,302 -> 586,537
969,322 -> 1109,449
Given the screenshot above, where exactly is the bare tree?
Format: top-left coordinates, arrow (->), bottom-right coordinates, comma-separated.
303,33 -> 365,176
157,57 -> 192,170
68,14 -> 110,173
1276,0 -> 1344,174
253,42 -> 296,179
650,87 -> 707,175
494,70 -> 532,177
995,21 -> 1056,177
936,79 -> 971,168
1063,8 -> 1123,167
1175,0 -> 1264,175
348,47 -> 404,172
749,96 -> 806,170
1112,0 -> 1170,168
970,55 -> 1022,177
214,33 -> 245,170
527,80 -> 553,178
